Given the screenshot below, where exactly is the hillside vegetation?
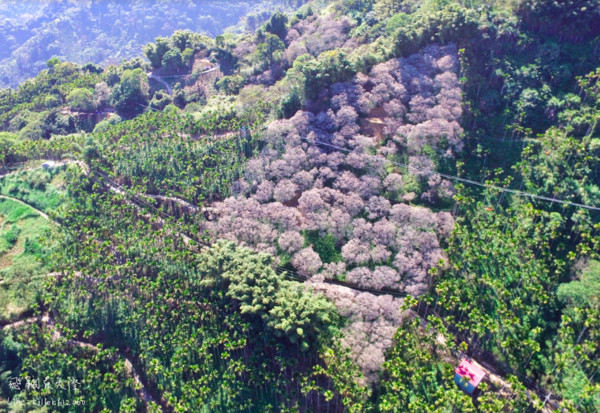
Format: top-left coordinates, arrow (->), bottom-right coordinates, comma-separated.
0,166 -> 65,324
1,0 -> 599,412
0,0 -> 306,88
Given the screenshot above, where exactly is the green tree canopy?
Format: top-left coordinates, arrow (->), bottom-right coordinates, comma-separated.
199,241 -> 340,352
109,68 -> 149,118
558,260 -> 600,310
161,49 -> 185,74
256,33 -> 285,68
265,11 -> 288,39
143,36 -> 170,69
66,87 -> 96,112
46,56 -> 61,69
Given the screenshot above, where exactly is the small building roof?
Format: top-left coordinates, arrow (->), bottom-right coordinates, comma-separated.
455,359 -> 486,388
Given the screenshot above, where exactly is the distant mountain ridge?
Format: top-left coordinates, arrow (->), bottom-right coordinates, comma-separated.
0,0 -> 299,88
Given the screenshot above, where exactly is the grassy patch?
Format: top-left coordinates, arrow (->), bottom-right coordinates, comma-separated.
0,165 -> 67,214
0,197 -> 58,324
0,166 -> 66,323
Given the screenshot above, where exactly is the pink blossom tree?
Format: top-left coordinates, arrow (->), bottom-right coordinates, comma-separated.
253,180 -> 274,203
292,247 -> 323,277
278,231 -> 305,254
273,179 -> 298,203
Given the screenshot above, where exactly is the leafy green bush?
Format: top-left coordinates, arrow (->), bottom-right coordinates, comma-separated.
278,88 -> 302,118
265,11 -> 288,39
294,50 -> 355,100
216,75 -> 245,95
304,230 -> 342,264
110,68 -> 150,118
66,88 -> 97,112
149,91 -> 172,111
3,224 -> 20,246
93,120 -> 111,134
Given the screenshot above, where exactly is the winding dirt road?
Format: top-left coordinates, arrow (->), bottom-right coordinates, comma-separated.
0,195 -> 56,224
2,313 -> 166,411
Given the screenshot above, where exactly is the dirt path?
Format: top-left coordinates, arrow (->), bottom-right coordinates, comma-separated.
80,160 -> 564,411
1,160 -> 559,411
413,302 -> 560,411
1,314 -> 50,331
89,170 -> 195,246
148,73 -> 172,95
0,195 -> 55,224
0,158 -> 86,226
2,313 -> 166,411
0,160 -> 76,178
147,65 -> 220,96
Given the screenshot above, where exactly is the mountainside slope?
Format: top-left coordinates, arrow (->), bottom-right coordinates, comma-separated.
0,0 -> 599,411
0,0 -> 302,88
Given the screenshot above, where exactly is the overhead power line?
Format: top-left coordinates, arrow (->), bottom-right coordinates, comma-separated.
86,164 -> 562,405
89,168 -> 408,298
305,138 -> 600,212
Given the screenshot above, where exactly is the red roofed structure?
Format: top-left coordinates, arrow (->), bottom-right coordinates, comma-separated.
454,359 -> 486,394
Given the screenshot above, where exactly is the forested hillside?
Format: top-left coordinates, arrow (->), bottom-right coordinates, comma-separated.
0,0 -> 306,88
1,0 -> 599,412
